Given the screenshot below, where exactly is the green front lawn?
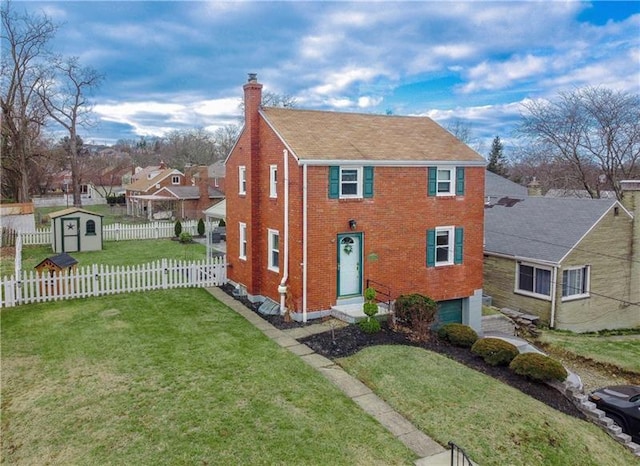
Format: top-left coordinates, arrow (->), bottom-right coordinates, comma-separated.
536,330 -> 640,373
339,345 -> 638,466
1,289 -> 416,465
2,240 -> 207,278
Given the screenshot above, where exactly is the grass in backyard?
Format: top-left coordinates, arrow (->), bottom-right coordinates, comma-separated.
35,204 -> 148,226
535,329 -> 640,374
339,345 -> 638,466
1,289 -> 416,465
2,239 -> 207,277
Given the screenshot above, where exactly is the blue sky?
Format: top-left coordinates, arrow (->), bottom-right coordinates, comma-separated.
17,1 -> 640,153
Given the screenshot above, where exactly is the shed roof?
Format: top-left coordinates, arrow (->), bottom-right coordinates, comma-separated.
261,107 -> 485,164
49,208 -> 103,219
484,197 -> 626,264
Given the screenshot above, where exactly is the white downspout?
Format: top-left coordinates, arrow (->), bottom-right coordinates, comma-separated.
278,150 -> 290,313
550,265 -> 558,329
302,164 -> 308,323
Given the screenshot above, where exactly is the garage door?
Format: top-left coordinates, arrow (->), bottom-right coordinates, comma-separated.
437,299 -> 463,327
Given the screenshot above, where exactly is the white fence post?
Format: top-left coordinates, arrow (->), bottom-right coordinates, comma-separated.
15,233 -> 22,278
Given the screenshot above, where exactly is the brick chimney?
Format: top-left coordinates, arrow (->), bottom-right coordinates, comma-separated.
244,73 -> 263,138
527,177 -> 542,196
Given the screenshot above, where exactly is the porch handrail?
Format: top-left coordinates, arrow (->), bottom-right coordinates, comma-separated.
448,441 -> 473,466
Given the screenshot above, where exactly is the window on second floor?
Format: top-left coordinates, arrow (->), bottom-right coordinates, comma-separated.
267,229 -> 279,272
269,165 -> 277,198
428,166 -> 465,196
172,175 -> 180,185
516,263 -> 551,299
562,266 -> 590,300
238,166 -> 247,195
328,166 -> 374,199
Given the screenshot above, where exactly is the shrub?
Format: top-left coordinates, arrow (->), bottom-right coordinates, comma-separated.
174,219 -> 183,237
359,287 -> 381,334
197,218 -> 205,236
179,232 -> 193,244
359,318 -> 381,334
218,218 -> 226,227
437,323 -> 478,348
393,293 -> 437,340
471,338 -> 519,366
509,352 -> 567,382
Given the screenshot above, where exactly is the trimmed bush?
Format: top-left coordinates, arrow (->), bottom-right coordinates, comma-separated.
174,219 -> 183,237
197,218 -> 205,236
218,218 -> 226,227
359,287 -> 381,334
393,293 -> 437,338
437,323 -> 478,348
359,318 -> 381,334
179,232 -> 193,244
471,338 -> 519,366
509,352 -> 567,382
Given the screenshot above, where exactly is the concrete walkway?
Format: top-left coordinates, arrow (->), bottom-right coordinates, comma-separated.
205,287 -> 451,465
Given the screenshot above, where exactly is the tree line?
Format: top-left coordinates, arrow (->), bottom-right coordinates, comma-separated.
3,1 -> 638,205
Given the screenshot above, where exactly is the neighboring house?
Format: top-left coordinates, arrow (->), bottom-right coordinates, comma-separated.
207,160 -> 226,194
483,174 -> 639,332
225,74 -> 486,330
150,185 -> 224,220
124,164 -> 186,218
49,208 -> 103,253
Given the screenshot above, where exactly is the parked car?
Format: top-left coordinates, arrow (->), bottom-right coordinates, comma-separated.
588,385 -> 640,442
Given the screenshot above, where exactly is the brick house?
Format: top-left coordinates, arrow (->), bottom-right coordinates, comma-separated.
225,74 -> 486,329
125,163 -> 225,220
484,174 -> 640,332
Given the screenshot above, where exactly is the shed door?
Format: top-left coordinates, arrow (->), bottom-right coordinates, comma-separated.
62,218 -> 80,252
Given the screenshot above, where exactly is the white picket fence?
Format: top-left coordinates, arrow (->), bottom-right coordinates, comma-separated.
20,220 -> 210,245
0,257 -> 226,308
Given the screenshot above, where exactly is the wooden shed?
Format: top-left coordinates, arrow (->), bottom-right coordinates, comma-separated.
49,208 -> 103,253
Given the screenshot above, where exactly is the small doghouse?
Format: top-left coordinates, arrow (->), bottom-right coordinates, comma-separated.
49,208 -> 103,253
34,253 -> 78,294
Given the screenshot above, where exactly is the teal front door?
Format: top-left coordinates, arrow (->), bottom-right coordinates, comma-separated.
337,233 -> 362,298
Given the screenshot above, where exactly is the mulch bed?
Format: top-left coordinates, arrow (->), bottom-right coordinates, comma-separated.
218,285 -> 584,420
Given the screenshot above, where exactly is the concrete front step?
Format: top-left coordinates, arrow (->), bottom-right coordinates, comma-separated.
330,303 -> 390,324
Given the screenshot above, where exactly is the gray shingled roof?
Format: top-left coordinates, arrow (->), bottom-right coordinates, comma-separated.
484,197 -> 618,263
485,171 -> 528,199
160,186 -> 225,199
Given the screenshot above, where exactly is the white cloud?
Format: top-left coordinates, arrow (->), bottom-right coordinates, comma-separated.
460,55 -> 548,93
357,96 -> 382,108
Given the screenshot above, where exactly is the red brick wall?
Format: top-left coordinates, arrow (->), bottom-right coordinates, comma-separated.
226,78 -> 484,312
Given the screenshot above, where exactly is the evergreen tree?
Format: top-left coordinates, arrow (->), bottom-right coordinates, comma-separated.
487,136 -> 507,176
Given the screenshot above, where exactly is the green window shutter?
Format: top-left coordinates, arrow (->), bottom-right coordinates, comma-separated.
426,229 -> 436,267
427,167 -> 437,196
363,166 -> 374,198
328,166 -> 339,198
456,167 -> 465,195
454,227 -> 464,264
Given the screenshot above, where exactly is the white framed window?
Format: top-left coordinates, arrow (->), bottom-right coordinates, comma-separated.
435,226 -> 454,266
340,167 -> 362,198
214,177 -> 219,188
269,165 -> 277,198
436,168 -> 455,196
516,263 -> 552,299
239,222 -> 247,260
172,175 -> 180,185
267,229 -> 279,272
238,166 -> 247,195
562,266 -> 590,300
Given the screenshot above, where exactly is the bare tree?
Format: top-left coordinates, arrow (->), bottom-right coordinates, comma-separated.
38,56 -> 103,207
1,1 -> 57,201
213,123 -> 240,160
518,87 -> 640,200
